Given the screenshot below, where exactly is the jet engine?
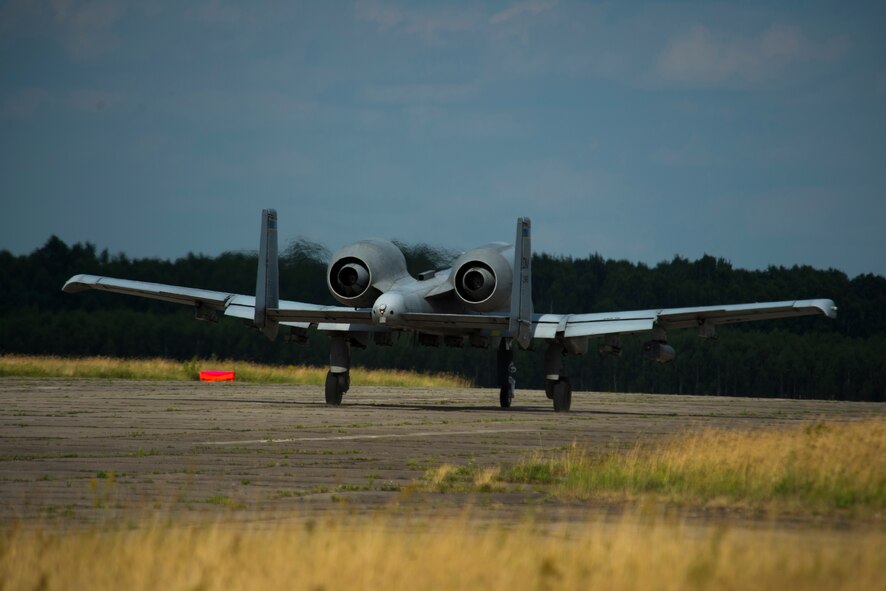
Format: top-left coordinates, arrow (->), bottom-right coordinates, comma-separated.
451,243 -> 513,312
643,341 -> 676,363
327,239 -> 409,307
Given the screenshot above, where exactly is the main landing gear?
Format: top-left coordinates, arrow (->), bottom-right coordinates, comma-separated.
497,338 -> 515,408
544,341 -> 572,412
322,331 -> 572,412
497,338 -> 572,411
325,333 -> 350,405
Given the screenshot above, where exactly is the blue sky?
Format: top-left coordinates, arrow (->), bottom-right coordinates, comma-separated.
2,1 -> 884,277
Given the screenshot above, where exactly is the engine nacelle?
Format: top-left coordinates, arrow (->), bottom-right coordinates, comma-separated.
643,341 -> 676,363
451,243 -> 513,312
327,239 -> 409,307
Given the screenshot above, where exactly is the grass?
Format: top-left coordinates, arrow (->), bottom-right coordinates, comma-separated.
424,463 -> 506,493
0,513 -> 881,591
0,354 -> 470,388
202,495 -> 246,509
423,418 -> 886,517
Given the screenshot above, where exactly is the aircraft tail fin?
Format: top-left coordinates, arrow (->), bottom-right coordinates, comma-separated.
254,208 -> 280,340
509,217 -> 533,349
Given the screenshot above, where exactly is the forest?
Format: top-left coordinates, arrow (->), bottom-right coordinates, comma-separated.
1,235 -> 884,402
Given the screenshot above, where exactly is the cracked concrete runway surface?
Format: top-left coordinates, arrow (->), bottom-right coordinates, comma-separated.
1,379 -> 882,523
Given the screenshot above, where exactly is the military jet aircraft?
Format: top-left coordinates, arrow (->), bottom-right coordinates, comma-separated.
63,209 -> 837,411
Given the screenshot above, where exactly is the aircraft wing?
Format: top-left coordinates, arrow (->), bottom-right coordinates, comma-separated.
63,275 -> 836,339
62,274 -> 375,328
533,298 -> 837,339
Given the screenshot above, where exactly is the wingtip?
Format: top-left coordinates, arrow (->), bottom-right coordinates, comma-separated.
62,274 -> 98,293
62,274 -> 86,293
826,300 -> 838,319
814,298 -> 838,319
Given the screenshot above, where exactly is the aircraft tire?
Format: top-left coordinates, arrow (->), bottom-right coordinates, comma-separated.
552,378 -> 571,412
324,371 -> 345,405
499,382 -> 513,408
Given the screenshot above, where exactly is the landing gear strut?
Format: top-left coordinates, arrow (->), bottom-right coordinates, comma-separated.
325,333 -> 350,405
497,338 -> 515,408
544,341 -> 571,412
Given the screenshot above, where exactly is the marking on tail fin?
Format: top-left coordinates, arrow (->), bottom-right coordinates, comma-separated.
255,208 -> 280,340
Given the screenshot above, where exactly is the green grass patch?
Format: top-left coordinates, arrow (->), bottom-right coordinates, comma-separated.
0,354 -> 470,387
126,448 -> 162,458
422,419 -> 886,517
272,485 -> 331,499
420,463 -> 506,493
547,419 -> 884,515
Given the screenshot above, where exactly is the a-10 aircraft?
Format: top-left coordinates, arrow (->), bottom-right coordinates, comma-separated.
63,210 -> 837,412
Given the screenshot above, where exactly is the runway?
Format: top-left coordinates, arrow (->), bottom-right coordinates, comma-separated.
1,378 -> 880,523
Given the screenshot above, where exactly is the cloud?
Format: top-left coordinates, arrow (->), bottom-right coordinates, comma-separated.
354,0 -> 402,29
654,24 -> 847,88
355,0 -> 482,41
489,0 -> 557,25
184,1 -> 242,25
355,83 -> 527,140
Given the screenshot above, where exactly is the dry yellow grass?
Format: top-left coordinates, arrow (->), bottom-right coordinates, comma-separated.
509,418 -> 886,516
0,513 -> 880,591
0,355 -> 470,387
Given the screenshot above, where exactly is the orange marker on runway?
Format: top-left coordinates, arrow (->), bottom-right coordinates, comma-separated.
199,371 -> 235,382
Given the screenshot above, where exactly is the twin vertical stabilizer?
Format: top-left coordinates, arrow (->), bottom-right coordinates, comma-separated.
509,217 -> 533,349
254,208 -> 280,340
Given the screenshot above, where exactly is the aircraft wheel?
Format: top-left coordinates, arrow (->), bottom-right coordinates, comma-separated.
552,377 -> 572,412
324,371 -> 346,405
499,379 -> 514,409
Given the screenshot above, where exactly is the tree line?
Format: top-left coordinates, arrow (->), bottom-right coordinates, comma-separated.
1,236 -> 884,402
